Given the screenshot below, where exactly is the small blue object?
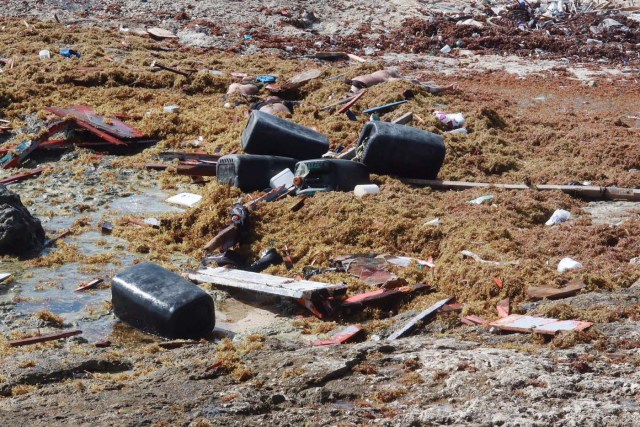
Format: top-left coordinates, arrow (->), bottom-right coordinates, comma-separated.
59,49 -> 81,59
256,75 -> 277,84
362,100 -> 408,115
345,110 -> 357,121
244,34 -> 253,40
335,145 -> 345,153
370,113 -> 380,121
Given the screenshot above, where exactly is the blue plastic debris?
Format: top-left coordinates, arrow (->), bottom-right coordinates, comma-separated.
59,49 -> 81,59
362,100 -> 408,115
244,34 -> 254,40
256,75 -> 277,84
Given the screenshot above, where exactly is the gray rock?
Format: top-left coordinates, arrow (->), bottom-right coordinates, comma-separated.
0,184 -> 45,255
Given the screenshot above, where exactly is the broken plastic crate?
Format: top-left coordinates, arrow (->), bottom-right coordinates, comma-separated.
112,263 -> 215,339
294,159 -> 370,192
216,154 -> 298,192
356,121 -> 445,180
242,111 -> 329,160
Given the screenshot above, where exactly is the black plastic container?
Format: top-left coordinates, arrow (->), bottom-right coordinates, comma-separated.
216,154 -> 297,192
356,121 -> 445,179
242,110 -> 330,160
294,159 -> 370,192
111,263 -> 215,339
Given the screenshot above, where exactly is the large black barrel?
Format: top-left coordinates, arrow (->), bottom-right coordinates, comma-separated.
294,159 -> 370,192
111,263 -> 215,339
356,121 -> 445,179
242,110 -> 330,160
216,154 -> 297,192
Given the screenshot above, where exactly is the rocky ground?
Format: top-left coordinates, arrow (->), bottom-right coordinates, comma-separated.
0,1 -> 640,426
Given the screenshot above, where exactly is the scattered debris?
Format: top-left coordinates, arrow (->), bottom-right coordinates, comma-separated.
9,330 -> 82,347
461,315 -> 487,326
147,27 -> 178,39
461,250 -> 519,266
112,263 -> 215,339
166,193 -> 202,208
545,209 -> 572,226
313,325 -> 364,346
489,314 -> 592,335
75,278 -> 104,292
497,298 -> 511,318
467,195 -> 495,205
189,267 -> 347,317
557,257 -> 583,273
0,272 -> 13,284
387,297 -> 453,340
405,180 -> 640,202
527,281 -> 586,300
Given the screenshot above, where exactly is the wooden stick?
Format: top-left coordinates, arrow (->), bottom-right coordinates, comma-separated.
336,89 -> 367,115
75,278 -> 104,292
403,179 -> 640,202
9,330 -> 82,347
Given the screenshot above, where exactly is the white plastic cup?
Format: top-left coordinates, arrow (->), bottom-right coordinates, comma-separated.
39,50 -> 51,60
354,184 -> 380,197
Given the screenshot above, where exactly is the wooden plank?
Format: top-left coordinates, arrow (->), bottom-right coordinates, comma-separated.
313,325 -> 364,346
461,315 -> 487,325
189,267 -> 347,299
391,111 -> 413,125
402,179 -> 640,202
526,281 -> 586,300
387,297 -> 452,340
336,89 -> 367,115
9,330 -> 82,347
497,298 -> 510,318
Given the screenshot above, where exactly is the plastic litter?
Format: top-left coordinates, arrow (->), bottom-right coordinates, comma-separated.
270,168 -> 295,189
433,111 -> 465,130
256,75 -> 277,84
424,218 -> 441,227
545,209 -> 571,226
112,263 -> 215,339
163,105 -> 180,113
59,48 -> 81,59
39,49 -> 51,60
557,257 -> 583,273
166,193 -> 202,208
440,44 -> 452,54
467,195 -> 494,205
354,184 -> 380,197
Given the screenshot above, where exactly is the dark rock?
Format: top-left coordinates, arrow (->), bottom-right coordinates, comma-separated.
0,184 -> 45,255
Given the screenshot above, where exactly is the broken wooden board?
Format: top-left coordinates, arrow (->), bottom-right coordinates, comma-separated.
489,314 -> 592,335
189,267 -> 347,300
403,179 -> 640,202
461,315 -> 487,326
340,284 -> 430,308
313,325 -> 364,346
46,105 -> 145,140
387,297 -> 452,340
526,281 -> 586,300
497,298 -> 510,318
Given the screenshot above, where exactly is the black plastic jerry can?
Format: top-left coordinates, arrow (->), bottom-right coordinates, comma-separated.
216,154 -> 297,192
356,121 -> 445,180
294,159 -> 370,192
242,110 -> 330,160
111,263 -> 215,339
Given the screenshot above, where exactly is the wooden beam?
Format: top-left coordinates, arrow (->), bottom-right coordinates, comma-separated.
189,267 -> 347,300
403,179 -> 640,202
